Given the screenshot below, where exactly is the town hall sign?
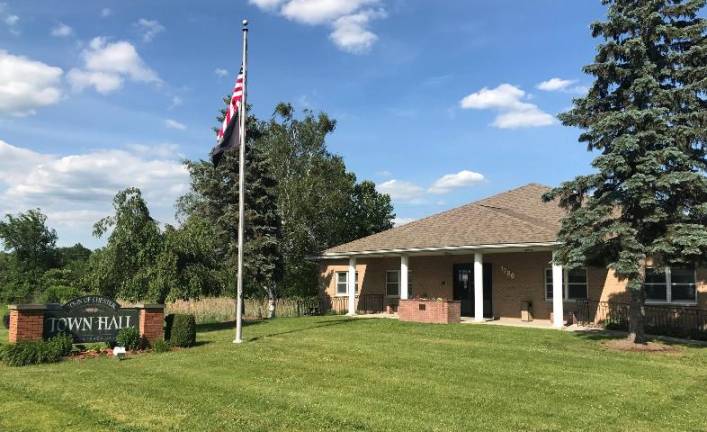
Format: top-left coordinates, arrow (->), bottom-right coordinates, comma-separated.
43,296 -> 139,343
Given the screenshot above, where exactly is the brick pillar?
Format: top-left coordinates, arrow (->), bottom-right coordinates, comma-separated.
138,304 -> 165,343
8,305 -> 47,343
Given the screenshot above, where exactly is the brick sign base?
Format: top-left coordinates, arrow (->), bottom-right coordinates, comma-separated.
398,299 -> 461,324
7,302 -> 164,344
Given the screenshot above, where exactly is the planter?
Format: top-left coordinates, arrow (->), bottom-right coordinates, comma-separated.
398,299 -> 461,324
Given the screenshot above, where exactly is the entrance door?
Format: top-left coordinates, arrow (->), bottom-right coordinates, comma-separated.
453,263 -> 493,318
452,264 -> 473,316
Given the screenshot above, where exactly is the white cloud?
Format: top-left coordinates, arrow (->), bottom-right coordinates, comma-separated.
67,69 -> 122,94
281,0 -> 376,25
459,83 -> 555,129
164,119 -> 186,130
493,109 -> 556,129
393,217 -> 415,226
68,37 -> 160,94
378,169 -> 486,206
377,179 -> 425,203
250,0 -> 385,53
169,95 -> 183,109
214,68 -> 228,78
428,170 -> 484,194
3,10 -> 19,35
249,0 -> 286,9
537,78 -> 575,92
0,139 -> 189,244
134,18 -> 165,42
51,22 -> 73,37
100,8 -> 112,17
330,9 -> 385,53
537,77 -> 588,95
0,50 -> 63,116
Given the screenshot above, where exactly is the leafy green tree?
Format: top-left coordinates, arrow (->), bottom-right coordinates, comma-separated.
545,0 -> 706,343
0,209 -> 58,300
150,218 -> 224,302
90,188 -> 164,301
261,103 -> 395,296
349,180 -> 395,241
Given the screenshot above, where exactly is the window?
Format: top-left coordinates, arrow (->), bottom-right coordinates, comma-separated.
386,270 -> 412,297
545,268 -> 588,301
336,271 -> 359,296
645,267 -> 696,304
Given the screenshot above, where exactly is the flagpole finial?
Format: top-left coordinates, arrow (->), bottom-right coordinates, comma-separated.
242,19 -> 248,28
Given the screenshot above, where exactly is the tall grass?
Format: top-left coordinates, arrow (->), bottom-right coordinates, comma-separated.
165,297 -> 321,323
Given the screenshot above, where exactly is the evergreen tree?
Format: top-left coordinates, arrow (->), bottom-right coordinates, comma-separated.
545,0 -> 707,343
180,106 -> 284,308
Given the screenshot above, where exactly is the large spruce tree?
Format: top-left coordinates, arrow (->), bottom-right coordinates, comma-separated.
545,0 -> 707,342
180,104 -> 284,309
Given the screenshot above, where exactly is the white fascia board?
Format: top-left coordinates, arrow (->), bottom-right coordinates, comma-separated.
316,241 -> 561,259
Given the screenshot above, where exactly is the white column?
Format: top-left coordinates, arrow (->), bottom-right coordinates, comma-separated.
400,255 -> 409,300
474,252 -> 484,322
552,255 -> 564,328
347,257 -> 357,316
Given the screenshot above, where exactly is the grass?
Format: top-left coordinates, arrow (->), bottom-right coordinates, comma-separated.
0,316 -> 705,432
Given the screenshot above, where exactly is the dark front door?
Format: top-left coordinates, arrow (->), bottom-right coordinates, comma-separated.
453,263 -> 493,318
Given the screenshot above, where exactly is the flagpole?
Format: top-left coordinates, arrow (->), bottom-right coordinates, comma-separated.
234,19 -> 248,344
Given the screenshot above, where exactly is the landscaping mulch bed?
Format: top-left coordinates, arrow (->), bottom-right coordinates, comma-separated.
601,338 -> 681,354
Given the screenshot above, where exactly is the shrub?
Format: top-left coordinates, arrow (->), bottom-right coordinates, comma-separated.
0,340 -> 64,367
116,327 -> 144,351
48,333 -> 73,356
152,339 -> 170,353
168,314 -> 196,347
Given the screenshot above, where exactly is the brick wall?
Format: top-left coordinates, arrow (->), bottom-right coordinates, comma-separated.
8,307 -> 45,343
320,252 -> 707,322
398,299 -> 461,324
139,306 -> 164,343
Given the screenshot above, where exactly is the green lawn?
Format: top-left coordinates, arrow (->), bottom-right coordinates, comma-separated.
0,316 -> 705,432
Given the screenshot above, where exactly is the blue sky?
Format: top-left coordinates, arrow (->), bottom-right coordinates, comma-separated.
0,0 -> 607,248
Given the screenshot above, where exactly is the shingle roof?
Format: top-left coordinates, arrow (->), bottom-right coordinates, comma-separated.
323,183 -> 565,255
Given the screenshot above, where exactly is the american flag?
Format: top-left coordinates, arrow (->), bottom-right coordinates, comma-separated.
210,67 -> 244,165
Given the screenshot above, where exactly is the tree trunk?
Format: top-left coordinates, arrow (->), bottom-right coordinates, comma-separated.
627,268 -> 647,344
264,286 -> 276,319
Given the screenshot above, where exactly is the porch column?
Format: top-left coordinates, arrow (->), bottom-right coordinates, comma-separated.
400,255 -> 409,300
474,252 -> 484,322
347,257 -> 357,316
552,253 -> 564,328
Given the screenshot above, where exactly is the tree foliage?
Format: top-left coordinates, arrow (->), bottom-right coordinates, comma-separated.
545,0 -> 707,342
260,103 -> 395,296
90,188 -> 164,301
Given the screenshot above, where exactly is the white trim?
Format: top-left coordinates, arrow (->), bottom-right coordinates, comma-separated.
318,241 -> 560,259
385,270 -> 400,298
544,267 -> 589,301
551,257 -> 564,328
335,271 -> 359,297
473,252 -> 484,322
385,269 -> 412,298
400,255 -> 409,300
347,257 -> 357,315
645,267 -> 698,305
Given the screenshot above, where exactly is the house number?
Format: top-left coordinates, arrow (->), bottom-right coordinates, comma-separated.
500,265 -> 515,280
